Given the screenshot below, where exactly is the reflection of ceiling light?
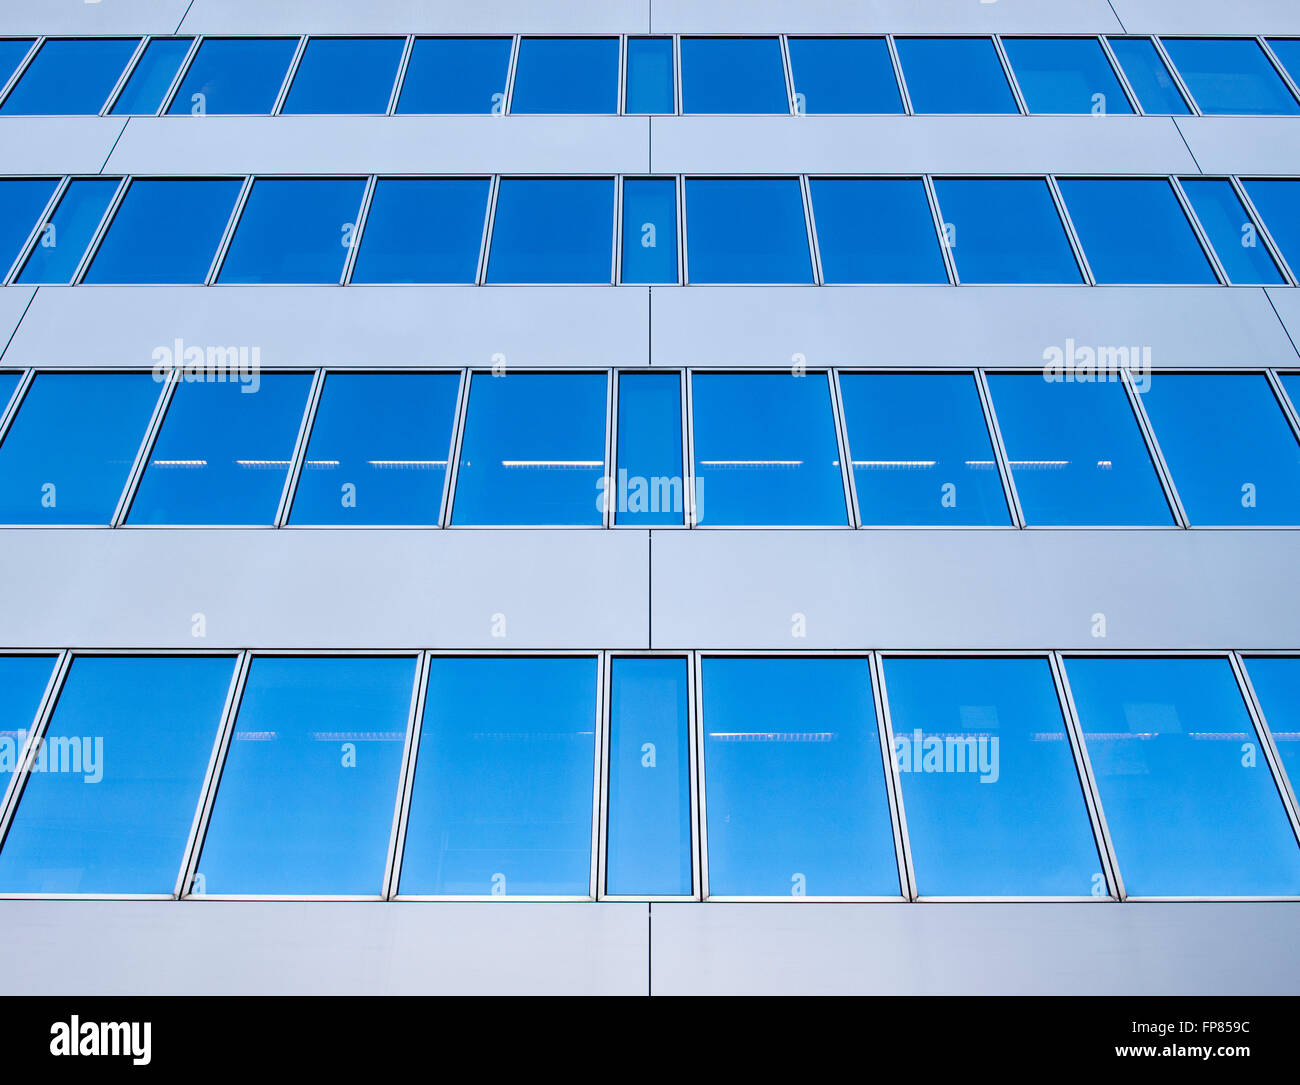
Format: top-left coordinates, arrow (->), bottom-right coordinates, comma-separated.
699,460 -> 804,467
500,460 -> 602,468
710,731 -> 835,742
311,731 -> 406,741
304,459 -> 340,468
234,731 -> 277,741
236,460 -> 291,468
152,459 -> 207,467
1096,460 -> 1113,469
852,459 -> 936,469
368,459 -> 447,468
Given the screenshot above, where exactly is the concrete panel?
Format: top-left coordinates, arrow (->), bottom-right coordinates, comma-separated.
1266,288 -> 1300,350
1176,118 -> 1300,176
0,287 -> 36,355
1112,0 -> 1300,35
0,118 -> 127,175
0,0 -> 188,35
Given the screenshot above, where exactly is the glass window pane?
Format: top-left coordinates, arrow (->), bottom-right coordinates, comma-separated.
167,37 -> 297,115
0,372 -> 17,414
0,373 -> 161,524
810,178 -> 947,284
1066,657 -> 1300,897
1242,179 -> 1300,274
932,178 -> 1082,284
1243,657 -> 1300,798
1162,37 -> 1299,115
399,657 -> 598,896
289,372 -> 461,525
895,37 -> 1018,114
0,656 -> 237,894
194,657 -> 415,895
0,655 -> 58,791
788,37 -> 903,114
510,37 -> 618,114
885,657 -> 1103,897
1140,374 -> 1300,525
614,372 -> 683,527
620,178 -> 677,283
110,37 -> 191,115
1108,37 -> 1190,114
987,375 -> 1172,526
0,178 -> 58,275
626,36 -> 674,114
396,37 -> 511,114
1180,179 -> 1283,284
1058,178 -> 1217,284
607,658 -> 692,896
282,37 -> 404,114
351,177 -> 488,283
691,372 -> 846,526
16,178 -> 118,285
0,40 -> 34,87
217,178 -> 366,284
451,372 -> 606,526
839,373 -> 1010,526
1003,37 -> 1132,114
127,374 -> 313,526
84,178 -> 241,284
685,178 -> 812,284
485,178 -> 614,284
702,657 -> 899,897
681,37 -> 788,114
1269,39 -> 1300,88
0,38 -> 137,115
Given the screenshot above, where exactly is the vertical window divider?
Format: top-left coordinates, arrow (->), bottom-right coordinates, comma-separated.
0,649 -> 71,853
476,175 -> 500,285
1120,366 -> 1190,528
69,175 -> 130,285
439,369 -> 474,528
691,651 -> 710,898
921,175 -> 959,285
1232,175 -> 1299,285
828,370 -> 860,528
157,35 -> 201,116
100,36 -> 150,116
611,175 -> 623,286
595,650 -> 613,897
382,650 -> 431,901
340,174 -> 377,285
676,173 -> 689,284
683,651 -> 703,899
503,35 -> 521,115
603,368 -> 617,528
1049,650 -> 1125,901
1266,368 -> 1300,445
869,652 -> 918,902
3,175 -> 68,285
274,368 -> 326,528
973,369 -> 1026,529
1045,174 -> 1097,285
1230,651 -> 1300,828
387,35 -> 416,116
885,35 -> 914,115
799,174 -> 824,285
1151,36 -> 1203,116
683,368 -> 699,526
588,651 -> 608,900
0,36 -> 41,109
177,649 -> 251,899
617,34 -> 628,115
1169,174 -> 1231,285
1098,35 -> 1146,115
778,34 -> 797,115
204,174 -> 254,285
1258,36 -> 1300,108
270,36 -> 308,116
111,367 -> 179,527
671,34 -> 683,115
0,368 -> 35,443
991,35 -> 1030,115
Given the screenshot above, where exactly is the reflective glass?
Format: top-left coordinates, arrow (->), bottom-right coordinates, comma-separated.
485,178 -> 614,283
626,37 -> 674,114
0,38 -> 137,115
895,37 -> 1018,114
787,37 -> 903,114
289,372 -> 461,525
614,372 -> 684,527
1180,178 -> 1284,284
839,373 -> 1010,525
0,656 -> 237,894
0,40 -> 34,88
1269,39 -> 1300,88
810,178 -> 947,283
620,178 -> 677,283
606,658 -> 693,896
510,37 -> 618,114
399,657 -> 598,896
1066,657 -> 1300,897
0,178 -> 58,276
1003,37 -> 1132,114
1243,657 -> 1300,796
282,37 -> 404,114
681,37 -> 788,114
167,38 -> 297,115
1161,37 -> 1299,115
685,178 -> 812,283
16,178 -> 118,284
351,177 -> 488,283
194,657 -> 416,895
702,657 -> 899,898
0,656 -> 58,790
1108,37 -> 1190,114
1242,180 -> 1300,273
110,37 -> 191,115
0,372 -> 16,414
397,37 -> 512,114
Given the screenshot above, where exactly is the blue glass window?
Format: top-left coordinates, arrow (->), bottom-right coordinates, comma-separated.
626,37 -> 674,114
217,178 -> 367,284
0,656 -> 58,790
1243,657 -> 1300,797
614,372 -> 683,527
895,37 -> 1019,114
397,37 -> 512,114
702,657 -> 899,897
685,178 -> 812,284
84,179 -> 241,284
1066,657 -> 1300,897
0,656 -> 237,894
485,178 -> 614,284
680,37 -> 788,114
194,657 -> 416,895
1242,180 -> 1300,274
987,375 -> 1172,526
932,178 -> 1082,284
0,372 -> 17,415
109,37 -> 191,115
510,37 -> 618,114
810,178 -> 947,283
452,372 -> 607,527
282,37 -> 404,114
1161,38 -> 1299,115
167,38 -> 297,115
839,373 -> 1010,525
289,372 -> 461,526
351,177 -> 488,283
0,373 -> 161,524
1140,374 -> 1300,525
0,179 -> 58,277
691,372 -> 846,526
1180,179 -> 1284,285
620,178 -> 677,283
16,178 -> 119,285
0,38 -> 137,115
0,40 -> 34,88
399,657 -> 598,896
606,658 -> 693,896
1003,37 -> 1132,115
1108,37 -> 1190,114
788,37 -> 903,114
884,657 -> 1103,897
1058,178 -> 1217,284
1269,39 -> 1300,88
128,374 -> 313,526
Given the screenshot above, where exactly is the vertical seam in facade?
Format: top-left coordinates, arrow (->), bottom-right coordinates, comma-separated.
97,120 -> 131,174
1264,291 -> 1300,361
1171,118 -> 1204,174
0,288 -> 38,362
1105,0 -> 1128,33
174,0 -> 197,35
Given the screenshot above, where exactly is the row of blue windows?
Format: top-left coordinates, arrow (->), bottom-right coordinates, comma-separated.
2,174 -> 1299,286
2,368 -> 1299,528
0,651 -> 1296,898
2,35 -> 1300,116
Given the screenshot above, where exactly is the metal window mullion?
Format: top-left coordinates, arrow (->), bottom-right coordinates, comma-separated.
1098,34 -> 1144,116
683,368 -> 698,525
205,174 -> 254,285
273,368 -> 326,527
387,35 -> 416,115
1258,37 -> 1300,110
1120,366 -> 1190,528
0,36 -> 40,109
439,369 -> 474,528
1232,175 -> 1298,286
0,368 -> 35,444
677,173 -> 689,284
1151,36 -> 1202,116
594,651 -> 613,896
111,368 -> 179,527
991,35 -> 1030,115
778,34 -> 797,115
270,36 -> 308,115
685,650 -> 702,898
69,175 -> 130,285
341,174 -> 377,284
4,175 -> 69,285
870,653 -> 917,901
603,368 -> 617,527
0,649 -> 71,849
799,174 -> 823,285
973,369 -> 1026,528
100,36 -> 150,116
884,35 -> 914,115
692,651 -> 710,898
157,35 -> 202,116
1169,174 -> 1230,285
503,35 -> 521,114
1045,174 -> 1097,285
921,175 -> 958,285
587,652 -> 607,900
611,175 -> 623,285
1266,368 -> 1300,446
617,34 -> 628,115
382,650 -> 431,900
476,175 -> 500,285
828,370 -> 859,528
434,369 -> 469,528
1231,651 -> 1300,830
672,34 -> 682,115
